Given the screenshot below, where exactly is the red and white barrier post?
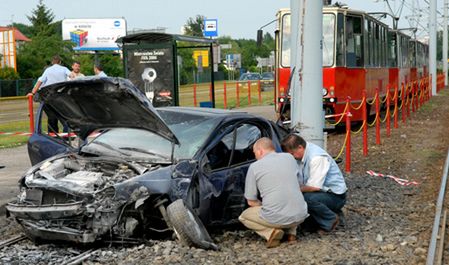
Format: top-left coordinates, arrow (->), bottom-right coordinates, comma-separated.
223,81 -> 227,109
193,83 -> 197,107
247,80 -> 252,106
345,108 -> 352,173
386,88 -> 391,137
362,90 -> 368,156
375,89 -> 380,145
236,81 -> 240,108
28,94 -> 34,133
394,85 -> 398,129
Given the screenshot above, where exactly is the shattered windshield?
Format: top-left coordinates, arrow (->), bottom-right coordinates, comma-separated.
82,110 -> 220,160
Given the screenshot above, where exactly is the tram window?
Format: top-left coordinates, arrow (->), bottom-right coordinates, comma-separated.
336,13 -> 345,66
322,14 -> 335,67
409,41 -> 416,67
345,16 -> 363,67
388,32 -> 397,67
281,14 -> 291,67
400,36 -> 409,67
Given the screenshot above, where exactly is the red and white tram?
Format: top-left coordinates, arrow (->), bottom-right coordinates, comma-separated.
274,5 -> 429,122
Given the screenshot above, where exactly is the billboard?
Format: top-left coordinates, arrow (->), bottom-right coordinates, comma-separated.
0,29 -> 16,70
62,18 -> 126,51
126,47 -> 175,107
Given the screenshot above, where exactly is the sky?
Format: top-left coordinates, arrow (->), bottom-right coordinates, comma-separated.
0,0 -> 440,39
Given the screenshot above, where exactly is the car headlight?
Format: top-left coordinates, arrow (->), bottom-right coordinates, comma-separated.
322,88 -> 328,96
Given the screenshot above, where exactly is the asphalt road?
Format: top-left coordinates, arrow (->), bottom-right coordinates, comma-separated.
0,105 -> 277,213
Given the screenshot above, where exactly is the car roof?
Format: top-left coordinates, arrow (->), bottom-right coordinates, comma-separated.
157,106 -> 248,118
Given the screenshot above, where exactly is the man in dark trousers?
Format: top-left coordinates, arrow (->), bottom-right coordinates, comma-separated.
281,134 -> 347,233
239,137 -> 308,248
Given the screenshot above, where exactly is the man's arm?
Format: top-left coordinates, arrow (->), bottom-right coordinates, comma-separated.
302,156 -> 330,192
246,199 -> 262,207
29,80 -> 42,95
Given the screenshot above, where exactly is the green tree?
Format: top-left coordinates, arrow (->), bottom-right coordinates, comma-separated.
27,0 -> 55,37
16,1 -> 74,78
183,15 -> 205,37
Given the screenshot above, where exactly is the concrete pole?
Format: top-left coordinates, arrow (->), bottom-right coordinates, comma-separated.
430,0 -> 437,95
290,0 -> 324,147
444,0 -> 448,86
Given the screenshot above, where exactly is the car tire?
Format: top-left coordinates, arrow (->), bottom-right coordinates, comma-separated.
166,199 -> 218,250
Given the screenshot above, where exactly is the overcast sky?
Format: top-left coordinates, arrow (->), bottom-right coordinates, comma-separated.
0,0 -> 438,39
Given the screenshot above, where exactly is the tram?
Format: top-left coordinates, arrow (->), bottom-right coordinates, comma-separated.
274,5 -> 429,122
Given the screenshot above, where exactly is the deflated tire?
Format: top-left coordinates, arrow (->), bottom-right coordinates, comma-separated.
166,199 -> 218,250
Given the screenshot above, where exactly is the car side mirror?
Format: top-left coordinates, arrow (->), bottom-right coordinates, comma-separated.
256,29 -> 263,47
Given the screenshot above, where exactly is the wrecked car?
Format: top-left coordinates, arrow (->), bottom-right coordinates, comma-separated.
6,77 -> 288,249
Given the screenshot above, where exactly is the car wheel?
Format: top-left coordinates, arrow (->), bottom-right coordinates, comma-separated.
166,199 -> 218,250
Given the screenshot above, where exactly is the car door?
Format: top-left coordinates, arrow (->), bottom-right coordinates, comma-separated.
198,120 -> 271,225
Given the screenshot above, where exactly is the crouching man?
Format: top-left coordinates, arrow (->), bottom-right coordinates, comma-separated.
239,137 -> 308,248
281,134 -> 347,233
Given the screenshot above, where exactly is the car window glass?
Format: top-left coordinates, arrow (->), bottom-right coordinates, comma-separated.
206,124 -> 261,171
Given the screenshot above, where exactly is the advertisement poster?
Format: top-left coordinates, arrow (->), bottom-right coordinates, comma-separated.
62,18 -> 126,51
126,47 -> 175,107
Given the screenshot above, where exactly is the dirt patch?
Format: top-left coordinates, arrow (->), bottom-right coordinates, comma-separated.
1,89 -> 449,264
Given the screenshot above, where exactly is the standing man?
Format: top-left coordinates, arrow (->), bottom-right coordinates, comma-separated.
239,137 -> 308,248
94,64 -> 107,77
69,61 -> 85,79
281,134 -> 347,233
29,55 -> 71,133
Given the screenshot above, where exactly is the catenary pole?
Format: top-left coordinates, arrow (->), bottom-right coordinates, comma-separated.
290,0 -> 324,147
430,0 -> 437,95
444,0 -> 448,86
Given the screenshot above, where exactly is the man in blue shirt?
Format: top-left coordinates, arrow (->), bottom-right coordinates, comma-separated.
30,55 -> 71,133
239,137 -> 308,248
281,134 -> 347,233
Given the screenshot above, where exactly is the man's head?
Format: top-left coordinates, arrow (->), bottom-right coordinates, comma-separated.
281,134 -> 307,160
72,61 -> 81,73
51,55 -> 61,65
253,137 -> 275,160
94,64 -> 103,75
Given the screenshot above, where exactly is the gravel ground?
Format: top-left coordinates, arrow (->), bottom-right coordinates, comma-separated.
1,89 -> 449,264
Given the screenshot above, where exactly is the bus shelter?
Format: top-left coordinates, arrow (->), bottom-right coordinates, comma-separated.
117,32 -> 217,107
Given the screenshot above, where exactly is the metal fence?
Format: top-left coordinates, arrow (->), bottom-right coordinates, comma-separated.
0,79 -> 36,97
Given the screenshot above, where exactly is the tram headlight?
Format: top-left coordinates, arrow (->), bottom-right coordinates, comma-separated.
322,88 -> 328,96
279,98 -> 285,103
329,98 -> 335,103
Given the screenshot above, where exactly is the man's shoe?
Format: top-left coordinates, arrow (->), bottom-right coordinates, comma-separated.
330,215 -> 340,231
317,215 -> 340,235
286,234 -> 297,243
266,229 -> 284,248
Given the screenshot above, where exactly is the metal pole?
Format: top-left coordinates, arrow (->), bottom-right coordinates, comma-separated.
290,0 -> 324,147
444,0 -> 448,86
430,0 -> 437,95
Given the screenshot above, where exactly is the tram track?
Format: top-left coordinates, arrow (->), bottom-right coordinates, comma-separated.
426,149 -> 449,265
0,234 -> 27,248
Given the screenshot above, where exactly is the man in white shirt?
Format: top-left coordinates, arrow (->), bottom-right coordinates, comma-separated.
281,134 -> 347,233
94,64 -> 107,77
29,55 -> 71,133
69,61 -> 85,80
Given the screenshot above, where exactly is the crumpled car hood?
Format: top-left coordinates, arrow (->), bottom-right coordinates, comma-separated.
37,77 -> 178,143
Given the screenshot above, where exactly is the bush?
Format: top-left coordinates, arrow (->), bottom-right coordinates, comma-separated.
0,67 -> 20,80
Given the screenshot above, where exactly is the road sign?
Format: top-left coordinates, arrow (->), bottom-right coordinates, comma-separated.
204,19 -> 218,37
